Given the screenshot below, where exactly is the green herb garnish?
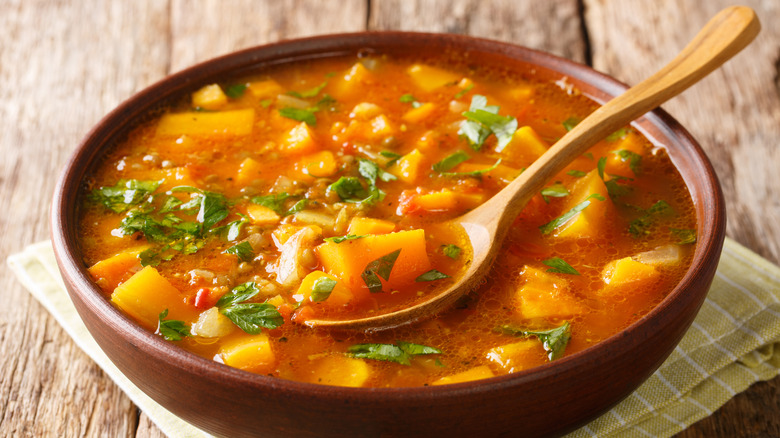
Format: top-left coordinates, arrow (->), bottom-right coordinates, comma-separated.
415,270 -> 450,282
432,151 -> 470,172
224,241 -> 255,262
324,234 -> 368,243
497,321 -> 571,361
90,179 -> 160,213
441,244 -> 461,259
611,149 -> 642,174
606,127 -> 629,142
310,277 -> 337,302
279,107 -> 317,126
361,249 -> 401,293
671,228 -> 697,245
454,83 -> 474,99
542,257 -> 580,275
458,95 -> 518,151
540,184 -> 570,203
597,157 -> 607,180
251,192 -> 293,215
287,81 -> 327,98
347,341 -> 442,365
225,84 -> 247,98
216,282 -> 283,334
539,193 -> 605,235
441,159 -> 502,178
628,200 -> 675,237
562,117 -> 580,132
157,309 -> 191,341
567,170 -> 587,178
380,150 -> 402,166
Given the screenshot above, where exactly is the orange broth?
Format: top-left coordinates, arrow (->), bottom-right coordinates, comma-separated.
78,54 -> 696,387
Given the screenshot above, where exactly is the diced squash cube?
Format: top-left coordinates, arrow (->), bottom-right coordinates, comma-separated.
219,334 -> 276,373
305,355 -> 371,387
509,85 -> 534,101
414,190 -> 484,212
88,246 -> 149,292
316,229 -> 431,295
191,84 -> 228,110
246,204 -> 281,226
389,149 -> 426,184
293,271 -> 353,306
431,365 -> 495,385
370,114 -> 394,138
415,130 -> 439,152
605,131 -> 644,178
486,340 -> 541,373
111,266 -> 197,330
350,102 -> 383,120
236,157 -> 265,186
402,102 -> 436,124
332,62 -> 371,99
282,122 -> 319,155
497,126 -> 548,165
515,266 -> 582,319
347,217 -> 396,235
248,79 -> 283,99
407,64 -> 460,91
156,109 -> 255,136
265,295 -> 285,307
555,170 -> 612,239
296,150 -> 338,178
600,257 -> 660,296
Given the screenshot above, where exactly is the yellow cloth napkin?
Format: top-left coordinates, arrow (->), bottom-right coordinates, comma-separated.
8,238 -> 780,438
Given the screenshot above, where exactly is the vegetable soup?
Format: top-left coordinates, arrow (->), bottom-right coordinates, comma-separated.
78,54 -> 696,387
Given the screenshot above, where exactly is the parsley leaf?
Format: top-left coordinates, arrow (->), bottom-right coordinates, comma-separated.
225,84 -> 247,98
323,234 -> 367,243
379,150 -> 402,166
279,107 -> 317,126
540,183 -> 569,203
415,270 -> 450,282
671,228 -> 697,245
217,282 -> 261,307
251,193 -> 294,215
628,200 -> 675,237
224,241 -> 255,262
216,282 -> 283,334
542,257 -> 580,275
597,157 -> 607,180
562,117 -> 580,132
432,151 -> 470,172
441,159 -> 502,177
358,158 -> 397,184
157,309 -> 190,341
171,187 -> 229,233
287,199 -> 308,215
567,170 -> 587,178
441,244 -> 461,259
606,128 -> 629,142
310,277 -> 337,302
454,83 -> 474,99
497,321 -> 571,361
361,249 -> 401,293
347,341 -> 442,365
604,179 -> 631,198
458,95 -> 517,151
611,149 -> 642,174
539,193 -> 605,235
399,94 -> 418,103
287,81 -> 327,98
90,179 -> 160,213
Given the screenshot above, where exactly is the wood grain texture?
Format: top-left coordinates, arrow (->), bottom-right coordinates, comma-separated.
1,0 -> 777,437
585,0 -> 780,437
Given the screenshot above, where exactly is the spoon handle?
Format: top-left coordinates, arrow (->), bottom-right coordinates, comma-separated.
479,5 -> 760,228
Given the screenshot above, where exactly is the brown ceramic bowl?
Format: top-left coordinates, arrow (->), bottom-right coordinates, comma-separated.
51,32 -> 726,438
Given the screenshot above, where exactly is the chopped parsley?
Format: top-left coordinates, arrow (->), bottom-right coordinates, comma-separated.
279,107 -> 317,126
540,183 -> 570,203
628,200 -> 675,237
497,321 -> 571,361
251,192 -> 294,215
441,159 -> 502,178
562,116 -> 580,132
415,270 -> 450,282
310,277 -> 337,302
399,94 -> 422,108
542,257 -> 580,275
432,151 -> 470,172
216,282 -> 284,334
225,84 -> 247,98
89,179 -> 160,213
379,150 -> 402,166
347,341 -> 442,365
566,170 -> 587,178
458,95 -> 518,151
323,234 -> 367,243
539,193 -> 605,235
454,83 -> 474,99
441,244 -> 461,259
224,241 -> 255,262
287,81 -> 327,98
597,157 -> 607,180
611,149 -> 642,174
156,309 -> 190,341
361,249 -> 401,293
606,127 -> 629,142
671,228 -> 697,245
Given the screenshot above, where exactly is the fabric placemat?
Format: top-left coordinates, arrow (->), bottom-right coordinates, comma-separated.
8,238 -> 780,438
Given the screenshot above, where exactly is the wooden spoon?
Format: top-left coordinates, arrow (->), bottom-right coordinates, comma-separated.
306,6 -> 760,330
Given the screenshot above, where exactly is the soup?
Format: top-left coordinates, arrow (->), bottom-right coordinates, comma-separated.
78,54 -> 696,387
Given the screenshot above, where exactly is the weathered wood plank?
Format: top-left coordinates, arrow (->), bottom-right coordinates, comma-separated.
585,1 -> 780,437
0,0 -> 171,436
369,0 -> 586,63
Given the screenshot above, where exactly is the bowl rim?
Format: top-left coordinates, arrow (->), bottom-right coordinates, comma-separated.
51,31 -> 726,403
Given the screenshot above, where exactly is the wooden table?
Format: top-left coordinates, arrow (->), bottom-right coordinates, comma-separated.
1,1 -> 777,436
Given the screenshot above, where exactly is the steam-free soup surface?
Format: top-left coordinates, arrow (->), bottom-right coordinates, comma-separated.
79,54 -> 696,387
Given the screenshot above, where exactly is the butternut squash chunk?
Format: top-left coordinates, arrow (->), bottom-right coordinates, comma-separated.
304,355 -> 371,387
111,266 -> 197,330
156,109 -> 255,136
555,170 -> 612,238
347,217 -> 396,236
407,64 -> 460,91
431,365 -> 494,385
219,333 -> 276,373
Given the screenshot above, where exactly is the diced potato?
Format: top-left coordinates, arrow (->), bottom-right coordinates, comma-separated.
347,217 -> 396,235
156,109 -> 255,136
407,64 -> 460,91
246,204 -> 281,226
293,271 -> 353,306
414,190 -> 484,212
190,307 -> 235,338
191,84 -> 228,110
247,79 -> 283,99
111,266 -> 197,330
497,126 -> 548,165
431,365 -> 495,385
389,149 -> 426,184
555,170 -> 612,239
515,266 -> 582,319
305,355 -> 371,387
634,245 -> 683,266
350,102 -> 383,120
88,246 -> 149,292
402,102 -> 436,124
296,150 -> 338,178
331,62 -> 372,99
219,333 -> 276,373
282,122 -> 319,155
316,229 -> 431,295
236,157 -> 266,186
600,257 -> 660,296
486,340 -> 540,373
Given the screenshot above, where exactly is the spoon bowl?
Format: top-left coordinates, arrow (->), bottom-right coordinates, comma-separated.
306,5 -> 759,330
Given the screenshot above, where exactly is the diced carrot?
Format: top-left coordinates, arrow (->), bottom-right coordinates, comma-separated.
111,266 -> 198,330
219,334 -> 276,373
282,122 -> 319,155
191,84 -> 227,110
402,102 -> 436,124
431,365 -> 494,385
407,64 -> 460,91
156,109 -> 255,137
347,217 -> 396,235
389,149 -> 426,184
88,246 -> 149,293
316,229 -> 431,296
246,204 -> 281,226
